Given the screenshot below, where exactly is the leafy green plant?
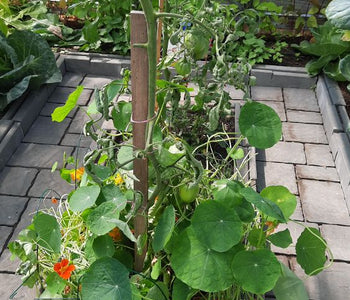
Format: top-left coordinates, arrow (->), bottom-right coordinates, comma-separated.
67,0 -> 132,54
8,1 -> 331,299
0,29 -> 61,111
293,0 -> 350,90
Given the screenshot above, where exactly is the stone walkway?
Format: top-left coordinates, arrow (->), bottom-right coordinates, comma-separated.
0,65 -> 349,299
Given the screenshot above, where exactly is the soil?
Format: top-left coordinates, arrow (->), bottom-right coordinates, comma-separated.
263,34 -> 312,67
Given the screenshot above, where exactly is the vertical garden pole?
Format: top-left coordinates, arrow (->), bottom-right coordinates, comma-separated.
131,11 -> 149,272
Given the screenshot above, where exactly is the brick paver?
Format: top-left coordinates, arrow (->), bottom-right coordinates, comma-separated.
251,86 -> 283,101
284,88 -> 319,112
304,144 -> 335,167
257,141 -> 305,164
283,123 -> 328,144
299,180 -> 350,225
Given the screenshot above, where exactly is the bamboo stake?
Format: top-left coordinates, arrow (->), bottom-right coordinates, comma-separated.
131,11 -> 149,272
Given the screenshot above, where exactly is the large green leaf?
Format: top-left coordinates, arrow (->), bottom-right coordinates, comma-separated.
239,101 -> 282,149
81,257 -> 132,300
326,0 -> 350,30
273,263 -> 309,300
240,187 -> 286,223
100,184 -> 127,210
170,227 -> 238,292
69,185 -> 101,213
153,205 -> 176,252
92,235 -> 115,258
0,30 -> 61,97
191,201 -> 242,252
51,86 -> 84,122
339,54 -> 350,81
212,179 -> 244,209
33,213 -> 61,253
324,61 -> 347,81
296,228 -> 327,275
260,186 -> 297,221
231,249 -> 281,294
305,55 -> 335,77
86,201 -> 120,235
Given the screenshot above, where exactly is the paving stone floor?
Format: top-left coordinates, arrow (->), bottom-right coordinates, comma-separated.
0,74 -> 349,299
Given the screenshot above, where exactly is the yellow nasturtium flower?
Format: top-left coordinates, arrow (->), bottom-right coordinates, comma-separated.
114,173 -> 124,185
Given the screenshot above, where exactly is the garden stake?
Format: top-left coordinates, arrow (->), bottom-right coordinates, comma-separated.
131,10 -> 150,272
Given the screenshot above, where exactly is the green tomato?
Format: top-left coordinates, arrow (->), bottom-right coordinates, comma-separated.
174,59 -> 192,76
184,28 -> 209,60
178,182 -> 199,203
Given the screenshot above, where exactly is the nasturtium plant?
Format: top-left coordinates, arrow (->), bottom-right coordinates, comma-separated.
191,201 -> 242,252
273,263 -> 309,300
296,228 -> 327,275
170,227 -> 238,292
260,186 -> 297,221
81,257 -> 132,300
239,101 -> 282,149
231,249 -> 281,294
69,185 -> 101,212
33,213 -> 61,253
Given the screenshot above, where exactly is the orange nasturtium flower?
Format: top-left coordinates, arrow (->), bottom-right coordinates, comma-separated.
114,173 -> 124,185
54,259 -> 75,280
51,197 -> 58,204
70,167 -> 84,182
109,227 -> 122,242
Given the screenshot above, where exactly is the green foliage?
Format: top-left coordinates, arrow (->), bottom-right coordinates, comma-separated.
0,30 -> 61,111
68,0 -> 131,54
81,257 -> 132,300
273,263 -> 309,300
8,1 -> 332,300
239,101 -> 282,149
231,249 -> 281,294
326,0 -> 350,30
294,19 -> 350,88
296,228 -> 327,275
152,205 -> 175,252
52,86 -> 84,122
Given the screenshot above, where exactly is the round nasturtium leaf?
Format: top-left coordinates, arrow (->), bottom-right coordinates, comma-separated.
212,180 -> 244,209
87,201 -> 120,235
92,235 -> 115,258
232,249 -> 281,295
239,101 -> 282,149
296,228 -> 327,275
170,227 -> 238,292
81,257 -> 132,300
69,185 -> 101,212
192,201 -> 242,252
260,186 -> 297,221
273,263 -> 309,300
33,213 -> 61,253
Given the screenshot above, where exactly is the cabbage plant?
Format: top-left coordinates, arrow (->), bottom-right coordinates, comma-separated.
0,30 -> 61,111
